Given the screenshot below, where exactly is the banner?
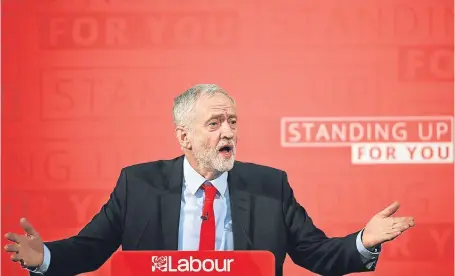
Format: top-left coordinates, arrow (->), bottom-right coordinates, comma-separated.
111,251 -> 274,276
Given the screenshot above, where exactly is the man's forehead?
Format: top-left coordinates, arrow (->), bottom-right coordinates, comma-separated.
203,104 -> 236,114
194,105 -> 237,122
207,109 -> 236,116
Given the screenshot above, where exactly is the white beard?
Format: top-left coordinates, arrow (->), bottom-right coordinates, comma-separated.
193,141 -> 236,173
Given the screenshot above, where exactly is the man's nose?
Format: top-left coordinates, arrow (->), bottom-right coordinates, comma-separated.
221,122 -> 234,139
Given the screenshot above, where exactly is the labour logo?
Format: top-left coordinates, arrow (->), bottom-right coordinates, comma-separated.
151,256 -> 168,272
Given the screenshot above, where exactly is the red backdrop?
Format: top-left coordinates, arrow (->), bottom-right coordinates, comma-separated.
2,0 -> 453,275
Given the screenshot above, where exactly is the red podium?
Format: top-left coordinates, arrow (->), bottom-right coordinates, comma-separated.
111,250 -> 275,276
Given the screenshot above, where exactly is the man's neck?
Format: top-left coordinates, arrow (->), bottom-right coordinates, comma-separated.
198,169 -> 221,181
185,155 -> 222,180
194,163 -> 223,181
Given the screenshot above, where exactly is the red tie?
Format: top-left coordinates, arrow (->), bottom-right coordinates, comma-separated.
199,182 -> 217,250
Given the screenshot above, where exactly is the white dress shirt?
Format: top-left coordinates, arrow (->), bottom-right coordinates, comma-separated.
178,157 -> 233,250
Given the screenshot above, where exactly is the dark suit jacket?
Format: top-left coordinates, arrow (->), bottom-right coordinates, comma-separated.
34,155 -> 374,276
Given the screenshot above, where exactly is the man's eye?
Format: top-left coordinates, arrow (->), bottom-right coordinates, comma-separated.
209,122 -> 218,126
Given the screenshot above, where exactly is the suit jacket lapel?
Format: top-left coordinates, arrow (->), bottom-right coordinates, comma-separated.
228,163 -> 252,250
160,155 -> 184,250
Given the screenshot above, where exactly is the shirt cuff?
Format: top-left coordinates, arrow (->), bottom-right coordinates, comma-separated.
27,244 -> 51,274
356,229 -> 381,260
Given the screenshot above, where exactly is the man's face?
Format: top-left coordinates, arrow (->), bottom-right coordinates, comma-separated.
187,93 -> 238,172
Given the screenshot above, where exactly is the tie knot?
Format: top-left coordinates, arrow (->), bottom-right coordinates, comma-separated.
201,182 -> 217,200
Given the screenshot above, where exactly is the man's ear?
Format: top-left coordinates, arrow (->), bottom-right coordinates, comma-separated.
175,126 -> 192,150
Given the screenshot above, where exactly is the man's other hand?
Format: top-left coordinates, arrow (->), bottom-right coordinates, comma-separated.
362,201 -> 415,248
4,218 -> 45,268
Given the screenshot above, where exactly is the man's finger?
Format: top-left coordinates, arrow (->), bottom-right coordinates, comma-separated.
4,244 -> 19,253
20,218 -> 38,236
379,201 -> 400,217
391,222 -> 411,233
10,253 -> 22,262
392,217 -> 415,225
4,233 -> 21,243
384,231 -> 401,242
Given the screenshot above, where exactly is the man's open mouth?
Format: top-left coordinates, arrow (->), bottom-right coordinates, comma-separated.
218,145 -> 233,153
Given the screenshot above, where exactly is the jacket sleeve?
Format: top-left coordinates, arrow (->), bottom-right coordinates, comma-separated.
31,168 -> 127,276
282,171 -> 374,275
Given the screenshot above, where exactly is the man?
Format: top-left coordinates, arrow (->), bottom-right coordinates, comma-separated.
4,84 -> 415,276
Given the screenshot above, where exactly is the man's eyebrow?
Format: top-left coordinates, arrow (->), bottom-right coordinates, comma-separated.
205,113 -> 237,121
206,113 -> 223,120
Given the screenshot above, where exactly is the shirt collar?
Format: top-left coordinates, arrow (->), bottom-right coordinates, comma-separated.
183,157 -> 228,197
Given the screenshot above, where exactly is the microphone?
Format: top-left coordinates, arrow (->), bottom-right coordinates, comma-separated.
201,212 -> 209,221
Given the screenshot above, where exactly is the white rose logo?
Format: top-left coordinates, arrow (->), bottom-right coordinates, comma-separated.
151,256 -> 168,272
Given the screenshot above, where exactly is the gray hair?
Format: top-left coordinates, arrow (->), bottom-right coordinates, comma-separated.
173,84 -> 235,128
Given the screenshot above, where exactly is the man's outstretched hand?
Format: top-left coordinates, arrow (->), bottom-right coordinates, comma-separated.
4,218 -> 44,268
362,201 -> 415,248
